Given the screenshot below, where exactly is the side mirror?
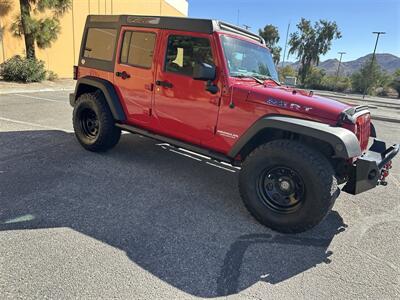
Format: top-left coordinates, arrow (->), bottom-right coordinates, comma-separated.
193,62 -> 216,81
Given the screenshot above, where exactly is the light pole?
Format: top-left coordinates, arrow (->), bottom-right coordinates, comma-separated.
335,51 -> 346,90
362,31 -> 386,99
281,21 -> 290,68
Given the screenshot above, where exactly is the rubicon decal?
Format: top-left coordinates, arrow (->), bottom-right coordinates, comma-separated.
217,130 -> 239,139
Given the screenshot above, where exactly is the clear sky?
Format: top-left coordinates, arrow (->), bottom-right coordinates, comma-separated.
188,0 -> 400,62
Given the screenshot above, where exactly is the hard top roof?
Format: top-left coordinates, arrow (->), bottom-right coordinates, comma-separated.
86,15 -> 265,44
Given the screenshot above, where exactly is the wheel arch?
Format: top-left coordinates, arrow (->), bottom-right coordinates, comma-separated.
70,76 -> 126,122
229,115 -> 362,161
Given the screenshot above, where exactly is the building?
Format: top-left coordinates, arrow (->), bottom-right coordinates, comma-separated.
0,0 -> 188,78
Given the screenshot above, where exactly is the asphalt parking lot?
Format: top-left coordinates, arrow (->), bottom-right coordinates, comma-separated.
1,90 -> 399,299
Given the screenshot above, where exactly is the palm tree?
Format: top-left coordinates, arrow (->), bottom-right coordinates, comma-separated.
0,0 -> 13,62
11,0 -> 71,59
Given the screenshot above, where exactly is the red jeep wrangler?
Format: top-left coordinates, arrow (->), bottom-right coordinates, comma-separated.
70,15 -> 399,233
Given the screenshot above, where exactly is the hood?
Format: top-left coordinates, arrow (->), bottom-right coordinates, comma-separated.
234,81 -> 351,122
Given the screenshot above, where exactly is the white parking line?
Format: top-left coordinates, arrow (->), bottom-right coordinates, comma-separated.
14,93 -> 68,103
0,116 -> 70,131
391,174 -> 400,188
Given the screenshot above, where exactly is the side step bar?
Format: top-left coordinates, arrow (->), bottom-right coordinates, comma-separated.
115,123 -> 233,164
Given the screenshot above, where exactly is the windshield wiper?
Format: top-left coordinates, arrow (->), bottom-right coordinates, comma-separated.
232,74 -> 264,84
265,77 -> 281,86
253,74 -> 281,86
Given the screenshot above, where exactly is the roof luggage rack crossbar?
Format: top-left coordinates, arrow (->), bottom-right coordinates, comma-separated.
217,21 -> 265,44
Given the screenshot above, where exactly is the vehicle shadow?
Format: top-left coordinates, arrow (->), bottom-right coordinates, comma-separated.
0,130 -> 347,297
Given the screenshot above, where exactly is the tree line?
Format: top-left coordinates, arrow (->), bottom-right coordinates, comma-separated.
259,19 -> 400,98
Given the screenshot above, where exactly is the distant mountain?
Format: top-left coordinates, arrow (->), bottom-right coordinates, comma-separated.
283,53 -> 400,75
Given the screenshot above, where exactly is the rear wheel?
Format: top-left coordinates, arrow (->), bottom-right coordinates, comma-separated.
73,92 -> 121,152
239,139 -> 338,233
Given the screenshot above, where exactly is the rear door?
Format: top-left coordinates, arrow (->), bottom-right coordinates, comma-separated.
114,27 -> 159,125
153,31 -> 221,144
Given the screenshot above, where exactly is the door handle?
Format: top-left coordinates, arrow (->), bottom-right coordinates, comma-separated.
116,71 -> 131,80
155,80 -> 173,88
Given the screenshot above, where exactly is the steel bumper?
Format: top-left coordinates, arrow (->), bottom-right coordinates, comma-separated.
343,139 -> 399,195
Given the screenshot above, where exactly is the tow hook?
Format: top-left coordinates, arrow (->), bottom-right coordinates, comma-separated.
378,161 -> 393,186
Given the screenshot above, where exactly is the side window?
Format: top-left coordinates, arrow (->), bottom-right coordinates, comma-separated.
83,28 -> 117,61
165,35 -> 213,77
120,31 -> 156,68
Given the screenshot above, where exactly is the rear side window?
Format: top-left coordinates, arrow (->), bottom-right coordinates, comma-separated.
165,35 -> 213,77
83,28 -> 117,61
120,31 -> 156,68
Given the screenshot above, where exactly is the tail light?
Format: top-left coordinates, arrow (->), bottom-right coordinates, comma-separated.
73,65 -> 78,80
355,113 -> 371,151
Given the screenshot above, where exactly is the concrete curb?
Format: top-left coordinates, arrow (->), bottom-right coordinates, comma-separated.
371,115 -> 400,124
316,92 -> 400,107
0,87 -> 74,95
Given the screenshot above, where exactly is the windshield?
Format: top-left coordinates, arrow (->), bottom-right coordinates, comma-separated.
220,35 -> 279,82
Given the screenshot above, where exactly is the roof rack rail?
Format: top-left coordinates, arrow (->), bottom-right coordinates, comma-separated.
217,21 -> 264,44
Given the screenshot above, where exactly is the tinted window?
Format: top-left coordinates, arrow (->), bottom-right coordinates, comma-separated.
83,28 -> 117,61
120,31 -> 156,68
165,35 -> 213,77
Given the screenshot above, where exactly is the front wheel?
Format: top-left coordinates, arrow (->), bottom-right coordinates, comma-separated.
239,139 -> 338,233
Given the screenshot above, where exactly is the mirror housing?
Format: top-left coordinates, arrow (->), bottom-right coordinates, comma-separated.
193,62 -> 216,81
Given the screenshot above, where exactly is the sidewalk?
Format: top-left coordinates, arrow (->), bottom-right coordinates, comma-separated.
0,79 -> 75,94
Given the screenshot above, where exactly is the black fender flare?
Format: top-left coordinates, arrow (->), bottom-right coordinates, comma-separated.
70,76 -> 126,121
229,115 -> 362,159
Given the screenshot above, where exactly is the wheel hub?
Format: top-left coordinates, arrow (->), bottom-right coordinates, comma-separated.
257,166 -> 305,213
79,108 -> 99,139
279,179 -> 291,191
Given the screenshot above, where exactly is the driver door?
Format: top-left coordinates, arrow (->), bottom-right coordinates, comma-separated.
153,31 -> 221,145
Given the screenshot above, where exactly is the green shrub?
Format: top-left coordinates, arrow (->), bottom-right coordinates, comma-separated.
302,67 -> 325,89
389,69 -> 400,98
46,70 -> 58,81
0,55 -> 46,82
320,76 -> 352,92
278,65 -> 297,83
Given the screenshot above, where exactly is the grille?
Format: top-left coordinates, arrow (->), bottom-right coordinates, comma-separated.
356,113 -> 371,151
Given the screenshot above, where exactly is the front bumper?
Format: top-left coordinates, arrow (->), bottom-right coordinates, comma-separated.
343,139 -> 399,195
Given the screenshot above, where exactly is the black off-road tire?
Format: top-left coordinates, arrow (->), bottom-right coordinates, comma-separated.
239,139 -> 338,234
73,92 -> 121,152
